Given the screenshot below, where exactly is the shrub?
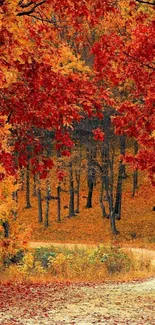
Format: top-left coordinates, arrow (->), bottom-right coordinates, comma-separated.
4,264 -> 25,281
34,247 -> 57,268
34,261 -> 46,275
3,250 -> 24,266
99,246 -> 131,274
22,252 -> 34,273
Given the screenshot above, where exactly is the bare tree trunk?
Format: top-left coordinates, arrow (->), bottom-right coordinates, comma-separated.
75,144 -> 82,214
101,138 -> 113,217
75,170 -> 80,213
37,186 -> 43,223
86,178 -> 94,208
102,150 -> 119,234
101,113 -> 119,234
114,161 -> 123,220
2,221 -> 9,238
33,173 -> 37,197
120,135 -> 128,179
45,180 -> 50,227
57,185 -> 61,222
114,136 -> 125,220
132,141 -> 138,197
109,142 -> 115,208
25,158 -> 31,209
69,161 -> 75,217
110,210 -> 119,235
86,146 -> 96,208
99,180 -> 107,218
20,168 -> 25,191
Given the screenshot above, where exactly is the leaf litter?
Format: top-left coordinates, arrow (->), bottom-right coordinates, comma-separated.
0,278 -> 155,325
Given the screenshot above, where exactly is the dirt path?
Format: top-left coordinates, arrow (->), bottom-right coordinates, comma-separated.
29,241 -> 96,249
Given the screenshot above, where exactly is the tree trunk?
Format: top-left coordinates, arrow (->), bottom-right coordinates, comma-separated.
114,136 -> 125,220
37,187 -> 43,223
101,138 -> 113,217
33,173 -> 37,197
86,178 -> 94,208
101,112 -> 119,234
110,211 -> 119,235
45,180 -> 50,227
57,185 -> 61,222
20,168 -> 25,191
114,161 -> 123,220
2,221 -> 9,238
120,135 -> 128,179
25,158 -> 31,209
104,173 -> 113,217
75,171 -> 80,213
132,141 -> 139,197
99,180 -> 107,218
109,142 -> 115,209
86,147 -> 96,208
69,161 -> 75,217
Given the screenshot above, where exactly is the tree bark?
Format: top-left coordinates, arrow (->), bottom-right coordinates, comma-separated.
86,178 -> 94,208
2,221 -> 9,238
57,185 -> 61,222
99,180 -> 107,218
75,170 -> 80,213
37,187 -> 43,223
114,161 -> 123,220
120,135 -> 128,179
110,211 -> 120,235
101,138 -> 113,216
132,141 -> 139,197
45,180 -> 50,227
69,161 -> 75,217
86,146 -> 96,208
33,173 -> 37,196
114,136 -> 125,220
25,158 -> 31,209
20,168 -> 25,191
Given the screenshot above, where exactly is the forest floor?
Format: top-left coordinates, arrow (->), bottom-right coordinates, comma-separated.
0,245 -> 155,325
0,276 -> 155,325
18,176 -> 155,248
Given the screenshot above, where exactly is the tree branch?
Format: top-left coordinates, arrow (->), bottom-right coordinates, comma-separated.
124,51 -> 155,71
18,1 -> 33,8
17,0 -> 46,16
6,110 -> 13,124
136,0 -> 155,5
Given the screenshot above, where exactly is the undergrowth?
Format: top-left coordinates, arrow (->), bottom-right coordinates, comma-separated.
0,245 -> 154,283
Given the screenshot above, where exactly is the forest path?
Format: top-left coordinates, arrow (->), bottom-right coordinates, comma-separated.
29,241 -> 96,249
